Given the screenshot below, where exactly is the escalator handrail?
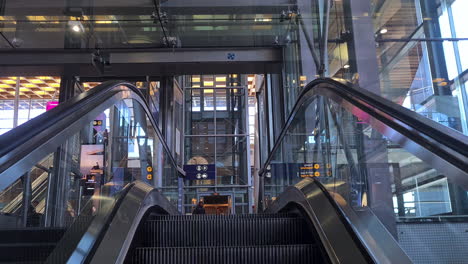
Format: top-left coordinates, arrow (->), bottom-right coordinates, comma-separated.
259,77 -> 468,176
0,80 -> 184,177
45,181 -> 136,264
45,180 -> 179,264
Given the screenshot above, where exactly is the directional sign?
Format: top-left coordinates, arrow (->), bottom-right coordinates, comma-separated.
184,164 -> 216,180
299,163 -> 331,178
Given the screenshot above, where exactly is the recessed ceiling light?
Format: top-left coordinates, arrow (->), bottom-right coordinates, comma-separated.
344,64 -> 350,69
72,25 -> 81,32
380,28 -> 388,34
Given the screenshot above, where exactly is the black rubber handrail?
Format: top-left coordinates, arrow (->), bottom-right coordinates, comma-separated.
45,181 -> 136,264
259,78 -> 468,176
0,80 -> 184,176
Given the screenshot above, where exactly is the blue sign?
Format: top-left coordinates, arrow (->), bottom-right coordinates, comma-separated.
184,164 -> 216,180
227,53 -> 236,60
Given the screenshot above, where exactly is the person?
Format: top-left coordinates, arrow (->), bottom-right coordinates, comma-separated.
192,201 -> 206,215
216,207 -> 224,215
103,129 -> 109,145
91,162 -> 100,170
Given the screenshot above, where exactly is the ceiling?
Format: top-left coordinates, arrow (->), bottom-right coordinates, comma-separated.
0,0 -> 296,50
0,76 -> 100,100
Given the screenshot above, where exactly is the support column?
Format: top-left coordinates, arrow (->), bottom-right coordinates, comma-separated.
343,0 -> 381,94
13,77 -> 20,128
59,71 -> 83,103
420,0 -> 451,96
21,172 -> 32,227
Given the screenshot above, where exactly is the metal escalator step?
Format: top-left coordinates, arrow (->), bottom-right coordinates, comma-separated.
0,243 -> 56,262
0,228 -> 65,244
141,217 -> 313,247
131,245 -> 320,264
147,214 -> 297,221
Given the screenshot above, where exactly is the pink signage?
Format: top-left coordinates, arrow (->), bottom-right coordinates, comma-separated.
46,101 -> 59,111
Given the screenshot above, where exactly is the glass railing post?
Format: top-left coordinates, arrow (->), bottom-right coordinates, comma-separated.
258,173 -> 265,212
20,172 -> 31,227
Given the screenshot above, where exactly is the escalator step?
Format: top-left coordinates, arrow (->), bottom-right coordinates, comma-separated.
147,213 -> 297,221
131,245 -> 320,264
0,228 -> 65,244
140,217 -> 312,247
0,243 -> 56,262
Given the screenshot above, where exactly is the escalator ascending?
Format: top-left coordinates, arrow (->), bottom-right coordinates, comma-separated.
128,214 -> 324,264
1,78 -> 467,264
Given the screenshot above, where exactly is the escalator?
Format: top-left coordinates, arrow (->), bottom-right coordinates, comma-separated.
127,214 -> 321,263
0,78 -> 466,263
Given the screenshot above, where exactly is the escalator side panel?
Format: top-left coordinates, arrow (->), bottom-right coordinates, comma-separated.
266,178 -> 412,264
88,181 -> 178,264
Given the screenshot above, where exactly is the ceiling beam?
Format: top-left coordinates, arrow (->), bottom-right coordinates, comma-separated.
0,47 -> 282,76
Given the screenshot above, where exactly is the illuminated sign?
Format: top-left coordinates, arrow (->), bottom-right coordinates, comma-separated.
300,163 -> 332,178
46,101 -> 59,111
93,120 -> 103,126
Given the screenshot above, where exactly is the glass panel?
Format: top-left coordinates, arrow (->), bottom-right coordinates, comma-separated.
329,0 -> 468,135
324,98 -> 468,263
451,0 -> 468,72
216,137 -> 249,186
264,92 -> 468,263
185,89 -> 214,135
215,88 -> 246,135
0,91 -> 178,261
203,89 -> 214,111
0,100 -> 14,135
0,2 -> 295,50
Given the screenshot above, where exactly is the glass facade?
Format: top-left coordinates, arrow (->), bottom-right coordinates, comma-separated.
0,1 -> 466,260
0,77 -> 60,135
0,77 -> 104,135
0,1 -> 466,134
183,75 -> 252,214
325,0 -> 468,135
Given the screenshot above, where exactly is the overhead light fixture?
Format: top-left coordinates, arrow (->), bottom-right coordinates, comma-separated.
68,20 -> 84,33
380,28 -> 388,34
344,64 -> 350,69
3,79 -> 16,84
